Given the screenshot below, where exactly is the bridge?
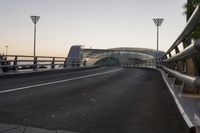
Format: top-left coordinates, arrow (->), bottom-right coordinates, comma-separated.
0,4 -> 200,133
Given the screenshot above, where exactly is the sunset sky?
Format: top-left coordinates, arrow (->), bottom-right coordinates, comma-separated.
0,0 -> 186,57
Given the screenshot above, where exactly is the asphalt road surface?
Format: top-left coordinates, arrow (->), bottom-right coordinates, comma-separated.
0,67 -> 188,133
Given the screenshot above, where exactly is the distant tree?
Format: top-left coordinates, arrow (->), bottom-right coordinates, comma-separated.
183,0 -> 200,20
183,0 -> 200,75
183,0 -> 200,39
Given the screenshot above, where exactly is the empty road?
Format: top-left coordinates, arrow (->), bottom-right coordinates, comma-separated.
0,67 -> 188,133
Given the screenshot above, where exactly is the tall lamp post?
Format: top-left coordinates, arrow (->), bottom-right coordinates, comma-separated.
5,45 -> 8,57
153,18 -> 164,50
30,16 -> 40,60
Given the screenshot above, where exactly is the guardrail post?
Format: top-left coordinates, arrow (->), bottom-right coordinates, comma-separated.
72,59 -> 75,67
183,58 -> 198,94
184,59 -> 197,75
76,59 -> 80,67
64,58 -> 67,68
168,52 -> 172,58
13,56 -> 18,71
1,55 -> 10,72
167,53 -> 173,68
33,57 -> 38,70
182,37 -> 191,48
51,57 -> 55,69
174,47 -> 183,85
174,61 -> 184,85
182,39 -> 198,94
167,63 -> 175,78
182,38 -> 197,76
175,46 -> 180,53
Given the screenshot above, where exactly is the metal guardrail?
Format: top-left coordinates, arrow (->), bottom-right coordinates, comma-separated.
165,4 -> 200,54
163,39 -> 200,62
0,55 -> 86,72
133,59 -> 156,68
159,65 -> 200,89
133,6 -> 200,131
141,4 -> 200,95
134,4 -> 200,95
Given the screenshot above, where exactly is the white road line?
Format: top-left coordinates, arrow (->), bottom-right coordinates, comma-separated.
0,68 -> 122,94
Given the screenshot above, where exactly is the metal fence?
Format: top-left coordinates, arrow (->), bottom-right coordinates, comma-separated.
139,4 -> 200,94
0,55 -> 86,72
157,3 -> 200,94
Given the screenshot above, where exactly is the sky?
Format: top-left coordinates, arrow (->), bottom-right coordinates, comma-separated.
0,0 -> 187,57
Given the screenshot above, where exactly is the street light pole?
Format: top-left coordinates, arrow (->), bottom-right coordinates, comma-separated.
157,25 -> 159,50
33,22 -> 36,58
30,16 -> 40,59
153,18 -> 164,50
5,45 -> 8,57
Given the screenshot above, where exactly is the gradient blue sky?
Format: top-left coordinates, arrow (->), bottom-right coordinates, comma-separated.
0,0 -> 186,57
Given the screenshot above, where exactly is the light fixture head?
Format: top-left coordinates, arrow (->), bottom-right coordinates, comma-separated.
30,16 -> 40,24
153,18 -> 164,26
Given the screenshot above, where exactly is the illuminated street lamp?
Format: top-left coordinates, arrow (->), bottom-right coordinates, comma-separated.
30,16 -> 40,60
153,18 -> 164,50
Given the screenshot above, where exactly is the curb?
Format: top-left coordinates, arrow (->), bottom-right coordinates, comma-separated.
157,68 -> 200,133
0,123 -> 78,133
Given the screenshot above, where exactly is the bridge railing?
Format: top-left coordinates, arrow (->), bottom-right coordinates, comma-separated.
134,59 -> 156,68
155,4 -> 200,94
0,55 -> 86,73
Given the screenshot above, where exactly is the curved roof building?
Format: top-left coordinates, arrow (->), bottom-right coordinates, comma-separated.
67,45 -> 164,66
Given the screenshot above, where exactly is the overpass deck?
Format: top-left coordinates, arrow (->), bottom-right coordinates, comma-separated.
0,67 -> 188,133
